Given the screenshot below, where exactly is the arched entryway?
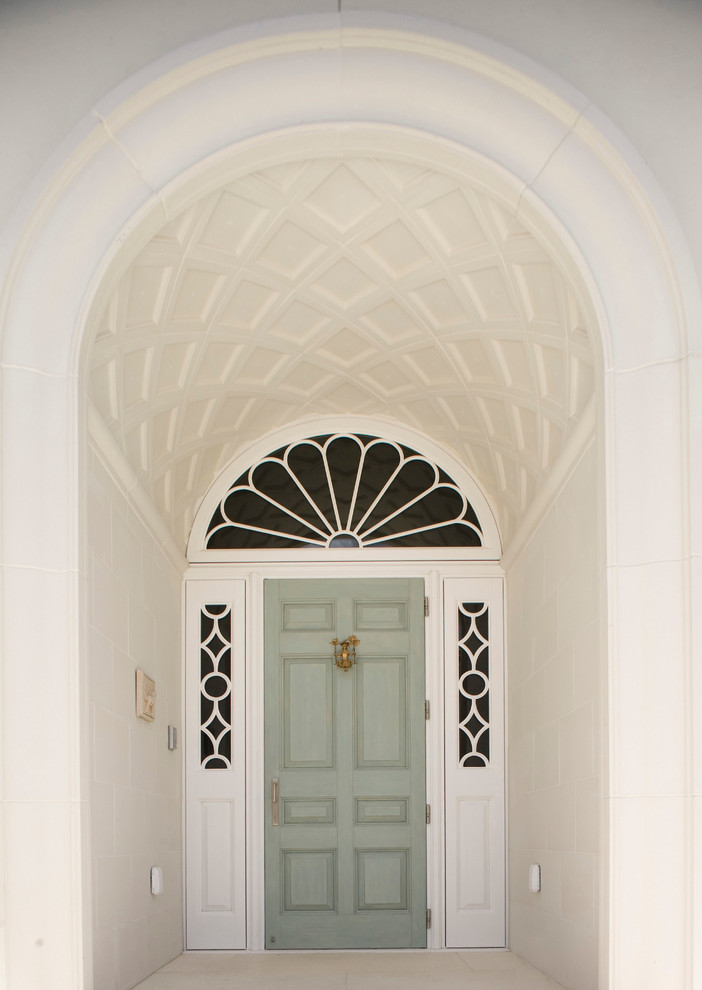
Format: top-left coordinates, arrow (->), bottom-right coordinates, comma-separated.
183,425 -> 505,951
0,17 -> 696,990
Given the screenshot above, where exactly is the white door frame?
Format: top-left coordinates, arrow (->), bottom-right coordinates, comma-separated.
184,558 -> 504,951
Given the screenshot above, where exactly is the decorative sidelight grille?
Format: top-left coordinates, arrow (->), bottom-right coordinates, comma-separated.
205,434 -> 483,550
200,604 -> 233,768
457,602 -> 490,766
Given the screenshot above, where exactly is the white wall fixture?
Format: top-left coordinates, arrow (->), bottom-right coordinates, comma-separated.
528,864 -> 541,893
168,725 -> 178,750
150,866 -> 164,896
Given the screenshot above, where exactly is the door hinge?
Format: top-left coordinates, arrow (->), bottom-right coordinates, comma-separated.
424,700 -> 430,720
424,596 -> 430,617
425,803 -> 431,824
426,908 -> 432,929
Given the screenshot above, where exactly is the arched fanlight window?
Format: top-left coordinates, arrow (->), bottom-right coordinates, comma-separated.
205,434 -> 483,550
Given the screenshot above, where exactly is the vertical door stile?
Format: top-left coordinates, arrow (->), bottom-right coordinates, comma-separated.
185,579 -> 247,949
443,577 -> 505,948
424,566 -> 444,950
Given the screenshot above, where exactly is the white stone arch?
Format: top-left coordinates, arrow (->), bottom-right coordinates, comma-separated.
0,15 -> 696,990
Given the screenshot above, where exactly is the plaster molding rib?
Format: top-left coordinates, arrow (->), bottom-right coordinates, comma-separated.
87,402 -> 186,573
500,393 -> 596,570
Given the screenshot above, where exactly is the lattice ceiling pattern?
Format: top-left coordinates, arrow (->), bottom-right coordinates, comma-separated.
90,155 -> 595,549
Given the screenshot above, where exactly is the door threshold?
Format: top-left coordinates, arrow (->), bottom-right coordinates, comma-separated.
183,947 -> 509,954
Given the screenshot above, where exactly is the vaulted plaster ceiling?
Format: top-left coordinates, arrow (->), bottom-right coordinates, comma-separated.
89,151 -> 596,551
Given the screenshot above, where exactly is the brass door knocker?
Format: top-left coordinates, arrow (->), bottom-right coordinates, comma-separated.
331,635 -> 359,671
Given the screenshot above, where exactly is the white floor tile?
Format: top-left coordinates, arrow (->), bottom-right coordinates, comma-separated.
135,950 -> 565,990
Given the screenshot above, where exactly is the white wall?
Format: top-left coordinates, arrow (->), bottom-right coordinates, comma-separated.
86,443 -> 184,989
506,442 -> 603,990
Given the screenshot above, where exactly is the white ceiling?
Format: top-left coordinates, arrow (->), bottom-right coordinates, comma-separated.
89,152 -> 596,550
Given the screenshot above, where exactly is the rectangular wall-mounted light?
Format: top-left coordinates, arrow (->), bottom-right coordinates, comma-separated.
528,863 -> 541,893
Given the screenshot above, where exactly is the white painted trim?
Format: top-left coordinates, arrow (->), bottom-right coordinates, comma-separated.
424,567 -> 446,950
247,571 -> 266,951
187,417 -> 502,562
87,402 -> 186,574
180,579 -> 188,955
185,561 -> 506,583
195,548 -> 502,565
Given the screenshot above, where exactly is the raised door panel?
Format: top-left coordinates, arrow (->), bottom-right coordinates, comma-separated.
355,600 -> 407,630
355,658 -> 407,767
356,849 -> 409,911
355,798 -> 409,824
283,799 -> 336,825
199,800 -> 234,912
456,798 -> 491,911
283,851 -> 337,911
282,601 -> 336,631
283,658 -> 334,768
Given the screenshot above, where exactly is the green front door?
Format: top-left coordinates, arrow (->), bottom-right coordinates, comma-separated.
264,578 -> 427,949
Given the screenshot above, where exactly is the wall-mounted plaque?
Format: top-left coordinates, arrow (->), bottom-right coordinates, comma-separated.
136,669 -> 156,721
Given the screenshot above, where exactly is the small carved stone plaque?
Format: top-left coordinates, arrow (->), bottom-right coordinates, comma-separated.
136,669 -> 156,721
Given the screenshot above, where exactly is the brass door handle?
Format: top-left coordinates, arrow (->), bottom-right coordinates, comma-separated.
271,778 -> 279,826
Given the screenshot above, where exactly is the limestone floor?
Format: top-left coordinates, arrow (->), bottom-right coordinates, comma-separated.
134,950 -> 565,989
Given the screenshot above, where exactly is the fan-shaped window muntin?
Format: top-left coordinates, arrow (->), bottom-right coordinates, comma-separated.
205,434 -> 483,551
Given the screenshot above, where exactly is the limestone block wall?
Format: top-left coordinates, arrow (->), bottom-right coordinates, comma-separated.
86,444 -> 184,989
506,443 -> 604,990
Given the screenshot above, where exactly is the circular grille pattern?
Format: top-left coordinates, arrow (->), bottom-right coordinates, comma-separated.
458,601 -> 490,767
200,604 -> 233,769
